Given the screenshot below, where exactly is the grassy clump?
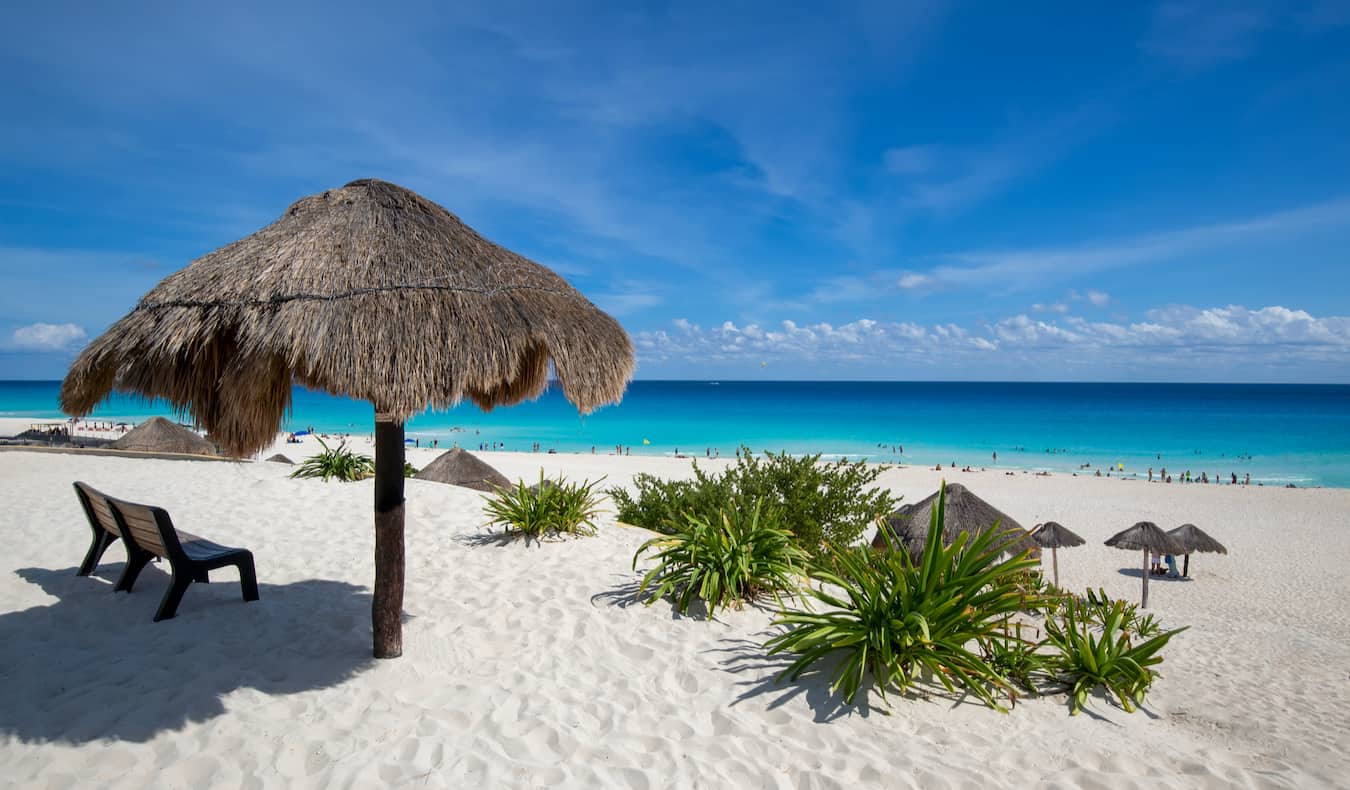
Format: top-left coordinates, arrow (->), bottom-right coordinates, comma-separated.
483,472 -> 605,541
290,437 -> 374,482
765,484 -> 1039,710
1043,594 -> 1185,715
632,499 -> 808,618
609,447 -> 894,558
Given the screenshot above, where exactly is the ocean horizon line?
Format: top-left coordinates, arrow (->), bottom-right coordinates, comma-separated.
4,377 -> 1349,387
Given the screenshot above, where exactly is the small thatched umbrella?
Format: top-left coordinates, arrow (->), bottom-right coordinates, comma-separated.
264,453 -> 295,465
1030,521 -> 1085,588
415,448 -> 510,492
1168,523 -> 1227,578
61,179 -> 634,658
872,483 -> 1040,561
1104,522 -> 1186,608
110,416 -> 217,456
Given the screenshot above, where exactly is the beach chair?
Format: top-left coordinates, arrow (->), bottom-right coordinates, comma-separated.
107,496 -> 260,622
72,481 -> 125,576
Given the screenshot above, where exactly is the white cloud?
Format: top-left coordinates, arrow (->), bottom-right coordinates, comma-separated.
897,273 -> 933,289
10,323 -> 87,351
1032,302 -> 1070,314
1086,289 -> 1110,306
634,304 -> 1350,372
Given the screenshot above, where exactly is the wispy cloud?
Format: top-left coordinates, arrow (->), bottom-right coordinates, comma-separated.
904,197 -> 1350,292
1142,1 -> 1270,69
882,103 -> 1117,217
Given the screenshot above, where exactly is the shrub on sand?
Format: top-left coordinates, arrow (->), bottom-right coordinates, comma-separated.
290,437 -> 374,482
610,447 -> 894,557
1043,597 -> 1185,715
483,472 -> 605,541
633,499 -> 807,618
765,483 -> 1038,711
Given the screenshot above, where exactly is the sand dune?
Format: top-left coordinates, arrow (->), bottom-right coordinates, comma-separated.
2,445 -> 1348,788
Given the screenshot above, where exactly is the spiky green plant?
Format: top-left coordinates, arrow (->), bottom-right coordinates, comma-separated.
1078,587 -> 1163,640
482,472 -> 605,541
765,483 -> 1040,710
290,437 -> 374,482
1043,597 -> 1185,715
633,499 -> 808,618
983,631 -> 1049,695
404,462 -> 419,478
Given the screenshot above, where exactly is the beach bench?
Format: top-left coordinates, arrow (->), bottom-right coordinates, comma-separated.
109,496 -> 260,621
72,482 -> 260,621
72,481 -> 124,576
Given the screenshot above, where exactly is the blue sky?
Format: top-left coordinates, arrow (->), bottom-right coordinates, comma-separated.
3,0 -> 1349,382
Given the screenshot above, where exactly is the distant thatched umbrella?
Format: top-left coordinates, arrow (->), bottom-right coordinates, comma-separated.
415,448 -> 510,492
1167,523 -> 1227,578
110,416 -> 217,456
872,483 -> 1040,561
1030,521 -> 1085,588
60,179 -> 634,658
264,453 -> 295,465
1104,522 -> 1186,608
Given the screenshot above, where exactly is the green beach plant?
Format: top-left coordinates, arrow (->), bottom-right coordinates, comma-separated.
608,464 -> 733,532
609,447 -> 894,557
290,437 -> 374,482
984,631 -> 1049,695
765,483 -> 1040,710
482,472 -> 605,541
1043,597 -> 1186,715
632,498 -> 808,618
403,461 -> 419,478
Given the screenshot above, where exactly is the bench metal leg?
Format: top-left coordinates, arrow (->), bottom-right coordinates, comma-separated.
236,554 -> 260,602
154,574 -> 193,622
115,547 -> 155,593
78,531 -> 118,577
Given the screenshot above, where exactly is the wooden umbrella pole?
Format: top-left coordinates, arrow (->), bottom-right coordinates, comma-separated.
1052,546 -> 1060,588
1183,553 -> 1190,578
373,415 -> 406,659
1141,549 -> 1150,609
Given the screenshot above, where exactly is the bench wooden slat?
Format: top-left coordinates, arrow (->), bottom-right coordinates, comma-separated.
113,505 -> 167,555
87,496 -> 121,537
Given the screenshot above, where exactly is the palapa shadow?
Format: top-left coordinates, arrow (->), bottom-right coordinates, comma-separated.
0,565 -> 377,744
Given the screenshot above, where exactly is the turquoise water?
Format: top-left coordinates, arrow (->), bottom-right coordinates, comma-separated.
4,380 -> 1349,487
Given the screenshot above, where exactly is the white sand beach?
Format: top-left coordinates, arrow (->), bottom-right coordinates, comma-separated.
3,440 -> 1349,788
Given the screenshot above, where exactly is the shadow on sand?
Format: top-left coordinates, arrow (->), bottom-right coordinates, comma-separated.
1116,568 -> 1194,582
0,564 -> 377,744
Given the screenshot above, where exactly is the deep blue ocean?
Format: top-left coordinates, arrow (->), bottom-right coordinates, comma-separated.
4,380 -> 1349,487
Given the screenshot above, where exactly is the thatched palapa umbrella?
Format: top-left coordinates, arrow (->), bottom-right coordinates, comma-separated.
872,482 -> 1040,561
1104,522 -> 1186,608
1167,523 -> 1227,578
110,416 -> 217,456
60,179 -> 634,658
1029,521 -> 1084,588
415,448 -> 510,492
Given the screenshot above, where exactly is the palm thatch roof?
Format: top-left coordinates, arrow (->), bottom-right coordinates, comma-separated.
1030,521 -> 1085,549
1104,522 -> 1186,554
1168,523 -> 1227,554
872,483 -> 1040,560
415,448 -> 510,492
264,453 -> 295,464
109,417 -> 217,456
59,179 -> 634,457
